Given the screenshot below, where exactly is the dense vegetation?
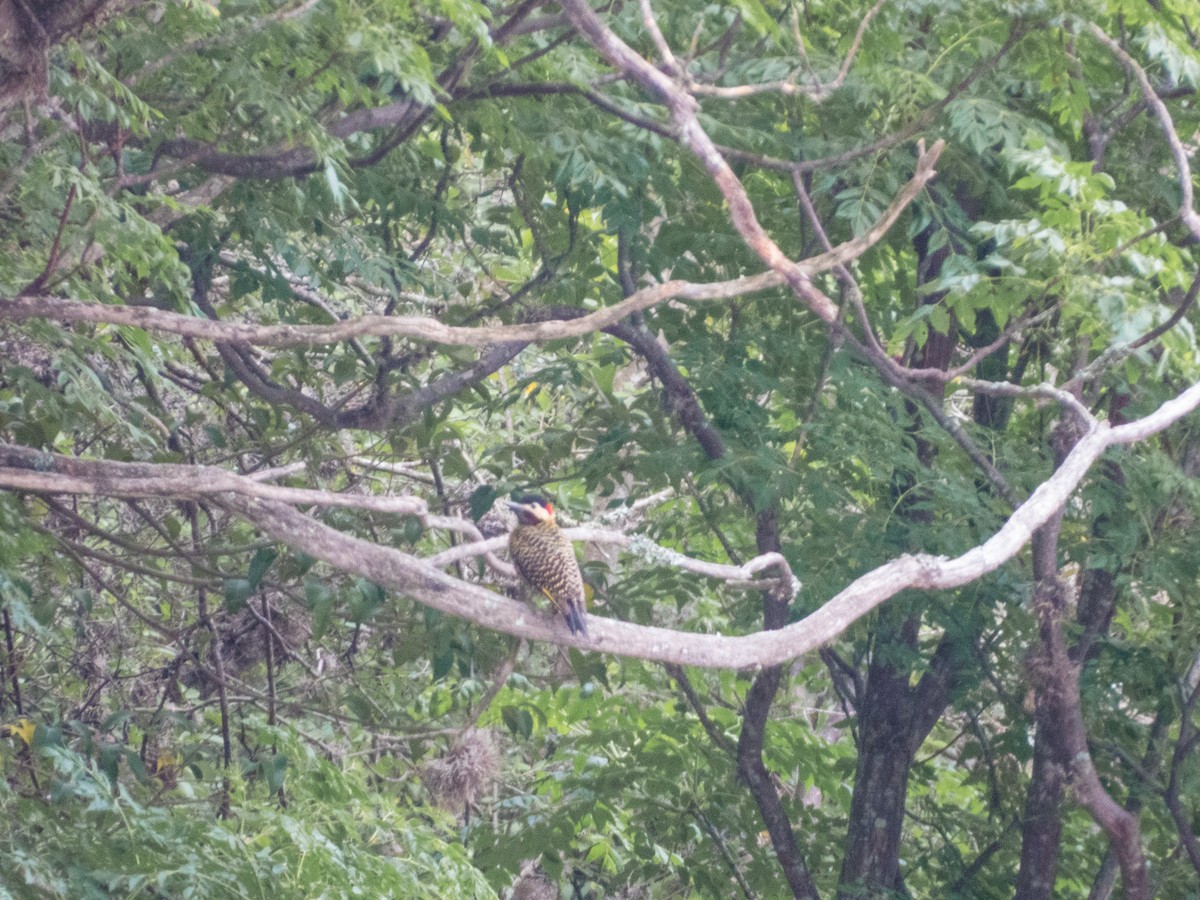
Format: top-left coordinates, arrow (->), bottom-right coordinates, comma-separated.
2,0 -> 1200,897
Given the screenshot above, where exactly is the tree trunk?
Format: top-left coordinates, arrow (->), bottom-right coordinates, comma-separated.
837,619 -> 918,897
838,204 -> 970,897
1015,728 -> 1067,899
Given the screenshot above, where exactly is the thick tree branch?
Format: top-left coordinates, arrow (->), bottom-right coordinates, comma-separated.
791,168 -> 1020,505
0,374 -> 1195,672
0,277 -> 762,347
335,340 -> 529,431
465,22 -> 1016,180
603,211 -> 814,891
1028,573 -> 1149,898
1,376 -> 1199,669
4,442 -> 787,590
189,253 -> 531,430
556,0 -> 1031,533
1018,422 -> 1148,898
1165,670 -> 1200,876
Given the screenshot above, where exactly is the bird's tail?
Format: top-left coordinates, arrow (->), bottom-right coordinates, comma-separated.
565,603 -> 589,638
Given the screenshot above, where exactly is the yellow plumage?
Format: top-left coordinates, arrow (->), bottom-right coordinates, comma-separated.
506,497 -> 588,637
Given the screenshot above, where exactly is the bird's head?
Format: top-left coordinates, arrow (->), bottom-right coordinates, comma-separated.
507,495 -> 556,526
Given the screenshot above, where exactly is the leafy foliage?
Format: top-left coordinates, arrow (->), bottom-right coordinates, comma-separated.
1,0 -> 1200,897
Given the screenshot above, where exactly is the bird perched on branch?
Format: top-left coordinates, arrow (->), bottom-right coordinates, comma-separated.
506,495 -> 589,637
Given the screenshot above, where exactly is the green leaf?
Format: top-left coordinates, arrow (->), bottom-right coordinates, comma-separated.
929,304 -> 951,335
98,744 -> 122,785
730,0 -> 783,38
247,547 -> 278,591
432,648 -> 455,681
125,748 -> 149,783
305,578 -> 335,640
348,578 -> 386,623
262,753 -> 288,794
223,577 -> 253,613
501,705 -> 534,739
469,484 -> 498,522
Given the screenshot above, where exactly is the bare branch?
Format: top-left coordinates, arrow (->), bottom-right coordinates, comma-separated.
245,461 -> 309,483
833,0 -> 887,91
790,171 -> 1019,502
0,442 -> 784,590
665,664 -> 737,755
953,377 -> 1096,428
689,19 -> 1025,176
555,3 -> 1047,515
0,446 -> 422,517
3,376 -> 1199,668
1085,22 -> 1200,241
2,113 -> 940,355
638,0 -> 681,77
558,0 -> 943,327
426,527 -> 795,592
1064,269 -> 1200,393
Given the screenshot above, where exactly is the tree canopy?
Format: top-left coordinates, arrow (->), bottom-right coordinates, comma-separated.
2,0 -> 1200,897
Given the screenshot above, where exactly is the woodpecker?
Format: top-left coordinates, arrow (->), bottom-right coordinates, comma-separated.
506,495 -> 589,637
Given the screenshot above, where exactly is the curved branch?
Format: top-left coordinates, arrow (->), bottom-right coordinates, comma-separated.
0,441 -> 792,591
2,376 -> 1199,668
0,277 -> 767,347
336,340 -> 529,431
791,168 -> 1019,503
566,0 -> 931,321
428,527 -> 795,592
3,119 -> 937,351
1064,268 -> 1200,393
1085,22 -> 1200,241
1,155 -> 935,349
953,377 -> 1095,427
557,0 -> 942,323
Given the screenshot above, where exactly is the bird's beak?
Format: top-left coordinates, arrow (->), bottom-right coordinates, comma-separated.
505,500 -> 522,511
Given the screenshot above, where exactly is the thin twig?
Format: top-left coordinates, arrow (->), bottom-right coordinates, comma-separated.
187,500 -> 232,817
1064,268 -> 1200,392
461,639 -> 522,734
1085,22 -> 1200,241
20,184 -> 76,296
665,664 -> 737,755
690,801 -> 757,899
262,594 -> 277,727
2,609 -> 22,716
639,0 -> 682,77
